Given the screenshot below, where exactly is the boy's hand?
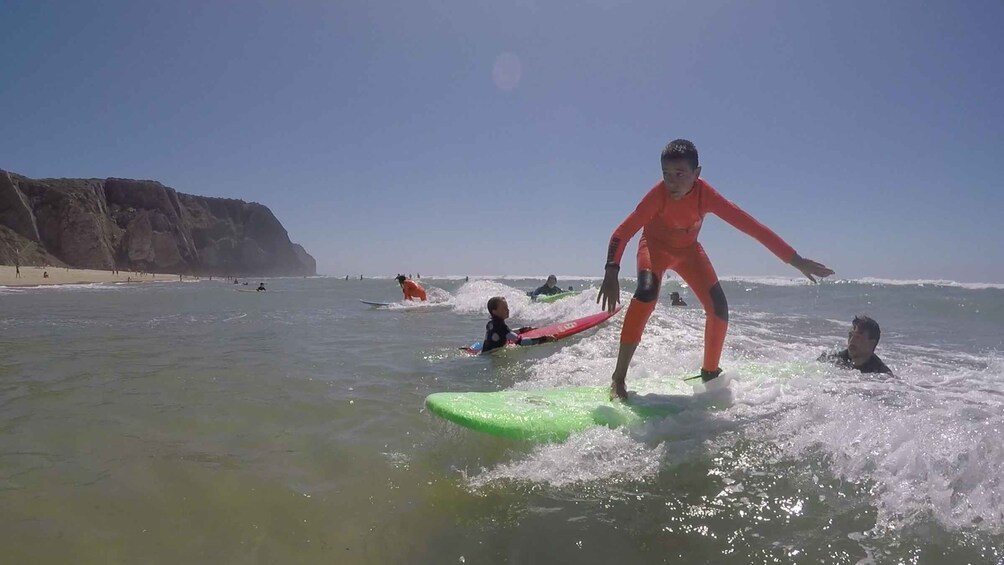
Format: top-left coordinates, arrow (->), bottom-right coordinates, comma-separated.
597,267 -> 620,312
540,335 -> 557,343
790,254 -> 834,283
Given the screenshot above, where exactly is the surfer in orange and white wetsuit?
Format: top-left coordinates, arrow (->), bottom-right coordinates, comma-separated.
396,274 -> 427,301
597,139 -> 834,399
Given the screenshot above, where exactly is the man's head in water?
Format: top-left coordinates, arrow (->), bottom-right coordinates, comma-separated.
661,139 -> 701,200
546,275 -> 557,288
487,296 -> 510,320
396,274 -> 407,286
847,315 -> 881,361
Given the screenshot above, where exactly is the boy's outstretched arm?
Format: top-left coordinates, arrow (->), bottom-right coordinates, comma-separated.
788,253 -> 834,283
708,187 -> 834,283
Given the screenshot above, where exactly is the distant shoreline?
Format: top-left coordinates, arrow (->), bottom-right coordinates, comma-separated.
0,265 -> 181,287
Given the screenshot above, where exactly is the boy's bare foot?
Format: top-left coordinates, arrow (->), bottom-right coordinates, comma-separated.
610,379 -> 628,400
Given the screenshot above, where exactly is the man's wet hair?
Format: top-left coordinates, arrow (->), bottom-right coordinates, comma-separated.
396,274 -> 406,283
853,315 -> 881,343
661,139 -> 699,169
487,296 -> 506,315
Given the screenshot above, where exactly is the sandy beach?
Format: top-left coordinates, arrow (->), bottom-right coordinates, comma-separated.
0,265 -> 183,287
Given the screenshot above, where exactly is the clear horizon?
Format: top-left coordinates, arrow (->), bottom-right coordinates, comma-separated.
2,1 -> 1002,282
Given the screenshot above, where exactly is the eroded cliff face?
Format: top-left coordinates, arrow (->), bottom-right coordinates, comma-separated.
0,170 -> 316,276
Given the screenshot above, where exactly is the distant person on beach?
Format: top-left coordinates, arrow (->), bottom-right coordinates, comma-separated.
529,275 -> 563,298
597,139 -> 834,399
396,274 -> 427,301
43,270 -> 49,278
256,282 -> 266,292
818,316 -> 892,375
465,276 -> 469,282
481,296 -> 556,354
233,279 -> 239,284
670,291 -> 687,306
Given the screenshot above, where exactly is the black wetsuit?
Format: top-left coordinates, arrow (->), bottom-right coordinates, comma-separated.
482,316 -> 518,353
818,349 -> 891,375
530,284 -> 563,298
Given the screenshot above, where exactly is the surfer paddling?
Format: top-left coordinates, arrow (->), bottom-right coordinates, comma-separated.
597,139 -> 834,399
529,275 -> 564,299
396,274 -> 427,301
482,297 -> 556,354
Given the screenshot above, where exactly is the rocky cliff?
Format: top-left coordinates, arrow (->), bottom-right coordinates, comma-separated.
0,170 -> 316,276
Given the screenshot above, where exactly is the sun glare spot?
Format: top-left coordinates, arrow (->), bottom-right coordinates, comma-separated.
492,53 -> 522,91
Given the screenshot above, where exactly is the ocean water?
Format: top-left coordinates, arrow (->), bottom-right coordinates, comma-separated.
1,276 -> 1002,564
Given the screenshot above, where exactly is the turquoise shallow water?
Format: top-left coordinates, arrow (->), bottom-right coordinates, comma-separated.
1,276 -> 1002,564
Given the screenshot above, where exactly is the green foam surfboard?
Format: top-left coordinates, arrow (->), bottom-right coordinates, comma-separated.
534,291 -> 579,303
425,385 -> 708,442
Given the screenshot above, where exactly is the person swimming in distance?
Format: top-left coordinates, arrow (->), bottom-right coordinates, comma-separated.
818,315 -> 892,375
481,296 -> 556,353
256,282 -> 266,292
670,291 -> 687,306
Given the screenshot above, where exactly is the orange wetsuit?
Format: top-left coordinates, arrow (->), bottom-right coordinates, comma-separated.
606,178 -> 795,372
402,279 -> 427,301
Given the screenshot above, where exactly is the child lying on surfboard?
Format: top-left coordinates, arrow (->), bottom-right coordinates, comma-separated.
482,297 -> 556,354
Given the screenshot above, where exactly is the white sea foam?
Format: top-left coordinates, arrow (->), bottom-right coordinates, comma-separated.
468,427 -> 665,488
838,277 -> 1004,290
357,274 -> 1004,290
465,295 -> 1004,534
2,282 -> 124,292
447,280 -> 609,324
760,357 -> 1004,532
719,275 -> 812,287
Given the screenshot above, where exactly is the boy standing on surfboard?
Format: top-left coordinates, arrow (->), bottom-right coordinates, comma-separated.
597,139 -> 834,399
396,274 -> 427,301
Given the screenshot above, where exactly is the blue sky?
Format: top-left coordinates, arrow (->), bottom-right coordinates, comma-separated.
2,0 -> 1002,281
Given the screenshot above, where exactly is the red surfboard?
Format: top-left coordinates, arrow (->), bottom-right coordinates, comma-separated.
461,307 -> 622,355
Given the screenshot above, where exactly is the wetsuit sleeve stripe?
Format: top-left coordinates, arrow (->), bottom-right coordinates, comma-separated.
606,238 -> 622,265
705,186 -> 796,261
606,184 -> 662,265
